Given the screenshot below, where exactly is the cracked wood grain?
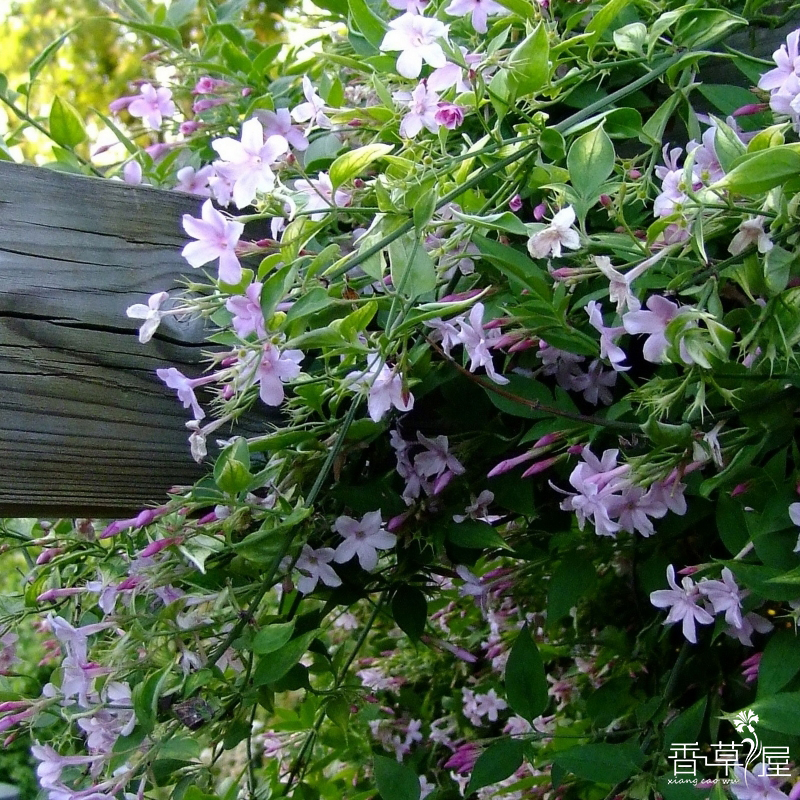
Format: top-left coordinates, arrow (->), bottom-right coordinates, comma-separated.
0,162 -> 236,517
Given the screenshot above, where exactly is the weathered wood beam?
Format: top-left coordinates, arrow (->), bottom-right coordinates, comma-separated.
0,162 -> 218,518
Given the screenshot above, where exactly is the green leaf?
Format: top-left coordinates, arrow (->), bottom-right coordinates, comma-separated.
673,8 -> 746,49
29,28 -> 76,84
330,143 -> 393,188
613,22 -> 646,54
547,553 -> 597,626
746,692 -> 800,734
757,630 -> 800,697
567,125 -> 615,199
446,520 -> 512,551
261,264 -> 296,320
392,586 -> 427,642
450,209 -> 528,236
713,147 -> 800,195
586,0 -> 632,47
347,0 -> 388,50
213,437 -> 252,495
554,742 -> 645,785
326,696 -> 351,731
132,668 -> 172,734
285,287 -> 332,328
388,233 -> 436,299
253,621 -> 297,654
504,623 -> 548,722
253,630 -> 319,686
49,96 -> 87,148
466,739 -> 525,795
506,23 -> 550,95
664,697 -> 707,748
373,755 -> 420,800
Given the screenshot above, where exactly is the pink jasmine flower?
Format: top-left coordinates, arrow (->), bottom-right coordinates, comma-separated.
419,776 -> 435,800
394,82 -> 440,138
31,744 -> 97,789
243,343 -> 304,406
457,302 -> 508,384
527,206 -> 581,259
650,565 -> 714,643
181,199 -> 245,284
474,688 -> 507,721
193,76 -> 231,94
687,125 -> 725,184
346,354 -> 414,422
622,294 -> 686,364
295,545 -> 342,594
427,49 -> 482,93
291,76 -> 333,131
193,97 -> 227,114
729,217 -> 774,255
209,171 -> 236,206
585,300 -> 629,371
509,194 -> 522,212
257,107 -> 309,151
426,317 -> 461,355
414,432 -> 465,478
293,172 -> 351,220
226,282 -> 266,339
741,652 -> 762,682
537,341 -> 586,391
455,564 -> 486,601
504,715 -> 532,736
758,30 -> 800,93
594,255 -> 642,313
434,102 -> 465,129
698,568 -> 747,628
157,367 -> 213,420
453,490 -> 498,523
445,741 -> 480,773
125,83 -> 175,130
487,450 -> 537,477
572,359 -> 617,405
388,0 -> 430,12
380,13 -> 449,79
647,474 -> 688,516
730,764 -> 789,800
607,485 -> 668,537
175,165 -> 215,196
727,612 -> 773,647
444,0 -> 504,34
211,117 -> 289,209
332,511 -> 396,571
126,291 -> 170,344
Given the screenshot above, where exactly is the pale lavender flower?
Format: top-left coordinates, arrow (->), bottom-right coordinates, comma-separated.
572,359 -> 617,405
730,764 -> 789,800
295,545 -> 342,594
457,302 -> 508,384
175,165 -> 215,196
293,172 -> 351,220
157,367 -> 213,420
428,49 -> 482,92
607,485 -> 668,537
727,612 -> 773,647
346,354 -> 414,422
394,82 -> 441,138
291,76 -> 333,131
211,117 -> 289,208
226,282 -> 266,339
594,255 -> 642,313
123,160 -> 142,185
126,291 -> 170,344
434,102 -> 465,129
622,294 -> 686,364
31,744 -> 96,790
527,206 -> 581,259
698,567 -> 746,629
257,107 -> 309,150
126,83 -> 175,130
426,317 -> 461,355
246,343 -> 304,406
181,199 -> 245,284
414,432 -> 465,478
758,30 -> 800,94
388,0 -> 430,11
444,0 -> 504,33
729,217 -> 774,255
333,511 -> 396,571
585,300 -> 628,371
380,13 -> 449,79
791,503 -> 800,553
474,688 -> 508,721
650,565 -> 714,644
687,125 -> 725,184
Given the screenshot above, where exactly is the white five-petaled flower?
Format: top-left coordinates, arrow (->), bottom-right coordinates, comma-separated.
211,117 -> 289,209
181,199 -> 245,284
127,83 -> 176,130
126,291 -> 170,343
456,302 -> 508,384
728,217 -> 774,256
346,353 -> 415,422
393,82 -> 441,138
527,206 -> 581,259
291,76 -> 333,132
444,0 -> 504,34
333,511 -> 397,571
295,545 -> 342,594
380,13 -> 449,79
650,565 -> 714,644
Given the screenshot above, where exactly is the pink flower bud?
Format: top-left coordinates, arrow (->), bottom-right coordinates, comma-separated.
193,97 -> 227,113
433,470 -> 454,495
533,432 -> 562,448
438,288 -> 483,303
109,95 -> 135,112
567,444 -> 584,455
0,702 -> 29,713
35,548 -> 64,565
180,120 -> 201,135
387,512 -> 410,532
488,451 -> 537,478
145,143 -> 173,161
36,587 -> 83,603
731,482 -> 750,497
509,194 -> 522,212
550,267 -> 580,280
507,338 -> 536,353
347,119 -> 363,127
138,536 -> 182,558
677,566 -> 699,575
353,178 -> 365,189
732,103 -> 768,117
533,202 -> 547,221
521,456 -> 559,477
628,168 -> 642,179
434,102 -> 465,130
196,511 -> 218,526
123,161 -> 143,185
600,194 -> 611,207
192,76 -> 231,94
222,384 -> 234,400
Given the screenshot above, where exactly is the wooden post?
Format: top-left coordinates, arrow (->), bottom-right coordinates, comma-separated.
0,162 -> 215,518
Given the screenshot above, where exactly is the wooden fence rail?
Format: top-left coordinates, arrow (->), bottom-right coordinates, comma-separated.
0,161 -> 211,518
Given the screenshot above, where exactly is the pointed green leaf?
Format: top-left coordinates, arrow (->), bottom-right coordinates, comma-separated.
466,739 -> 525,795
567,125 -> 615,199
504,623 -> 548,722
330,143 -> 393,188
388,233 -> 436,298
49,96 -> 87,149
374,755 -> 420,800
